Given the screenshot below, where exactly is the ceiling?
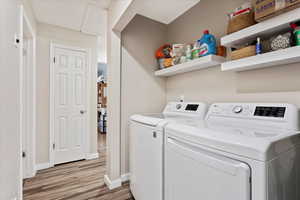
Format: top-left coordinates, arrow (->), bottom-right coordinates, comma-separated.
135,0 -> 200,25
29,0 -> 109,36
112,0 -> 201,32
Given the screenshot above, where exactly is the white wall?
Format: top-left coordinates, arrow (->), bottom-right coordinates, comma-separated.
36,23 -> 98,164
22,0 -> 37,33
105,0 -> 135,183
166,0 -> 300,107
121,15 -> 167,174
0,0 -> 21,199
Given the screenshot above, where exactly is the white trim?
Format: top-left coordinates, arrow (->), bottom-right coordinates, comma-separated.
121,173 -> 130,182
35,163 -> 52,171
20,4 -> 37,182
49,42 -> 92,167
49,42 -> 55,168
19,6 -> 24,200
86,153 -> 99,160
104,175 -> 122,190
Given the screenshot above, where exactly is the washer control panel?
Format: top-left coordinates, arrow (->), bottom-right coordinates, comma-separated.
254,106 -> 286,118
207,103 -> 299,131
208,103 -> 293,119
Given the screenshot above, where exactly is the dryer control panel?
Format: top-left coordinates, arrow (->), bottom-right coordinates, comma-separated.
163,102 -> 208,119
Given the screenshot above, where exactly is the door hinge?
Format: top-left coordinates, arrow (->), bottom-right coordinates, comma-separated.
53,143 -> 56,150
22,151 -> 26,158
53,57 -> 56,63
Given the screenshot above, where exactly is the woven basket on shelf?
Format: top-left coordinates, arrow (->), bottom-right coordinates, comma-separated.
231,45 -> 256,60
227,11 -> 256,34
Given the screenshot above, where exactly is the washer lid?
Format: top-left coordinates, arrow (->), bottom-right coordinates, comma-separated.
166,122 -> 300,161
130,114 -> 167,127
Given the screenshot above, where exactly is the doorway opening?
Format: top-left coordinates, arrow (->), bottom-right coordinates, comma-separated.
97,33 -> 108,156
97,62 -> 107,154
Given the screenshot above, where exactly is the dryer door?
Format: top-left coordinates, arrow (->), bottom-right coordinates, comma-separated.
129,121 -> 163,200
165,136 -> 251,200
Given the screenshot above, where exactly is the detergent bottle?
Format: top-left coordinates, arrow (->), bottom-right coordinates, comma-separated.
198,30 -> 217,57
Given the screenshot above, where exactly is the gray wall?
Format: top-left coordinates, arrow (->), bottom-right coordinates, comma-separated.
166,0 -> 300,107
121,15 -> 167,174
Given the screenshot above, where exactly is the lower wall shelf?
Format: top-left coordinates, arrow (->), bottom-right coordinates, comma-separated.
155,55 -> 225,77
222,46 -> 300,72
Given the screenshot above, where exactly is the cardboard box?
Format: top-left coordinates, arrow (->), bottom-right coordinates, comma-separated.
253,0 -> 300,22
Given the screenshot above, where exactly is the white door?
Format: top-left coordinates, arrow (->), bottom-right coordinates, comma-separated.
165,136 -> 251,200
130,121 -> 163,200
53,46 -> 87,165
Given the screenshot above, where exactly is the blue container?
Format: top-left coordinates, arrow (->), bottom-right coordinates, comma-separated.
198,30 -> 217,57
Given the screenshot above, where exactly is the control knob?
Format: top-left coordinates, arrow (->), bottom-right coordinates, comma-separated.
233,106 -> 243,114
176,104 -> 182,110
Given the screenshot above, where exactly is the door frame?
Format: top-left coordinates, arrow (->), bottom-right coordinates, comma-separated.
21,5 -> 37,179
49,42 -> 92,167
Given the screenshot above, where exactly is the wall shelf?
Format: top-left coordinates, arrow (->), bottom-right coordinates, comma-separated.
155,55 -> 225,77
221,8 -> 300,48
221,46 -> 300,72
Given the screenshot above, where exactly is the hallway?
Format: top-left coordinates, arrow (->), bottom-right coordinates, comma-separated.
23,141 -> 133,200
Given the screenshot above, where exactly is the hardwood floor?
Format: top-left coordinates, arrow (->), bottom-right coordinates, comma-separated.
23,134 -> 134,200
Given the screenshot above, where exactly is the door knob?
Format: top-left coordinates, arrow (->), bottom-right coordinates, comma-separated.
80,110 -> 87,114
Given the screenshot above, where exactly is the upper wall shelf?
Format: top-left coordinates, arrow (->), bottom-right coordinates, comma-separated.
221,8 -> 300,48
155,55 -> 225,77
221,45 -> 300,72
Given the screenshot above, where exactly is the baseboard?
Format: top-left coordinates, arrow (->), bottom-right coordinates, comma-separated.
104,175 -> 122,190
86,153 -> 99,160
121,173 -> 130,182
35,163 -> 52,171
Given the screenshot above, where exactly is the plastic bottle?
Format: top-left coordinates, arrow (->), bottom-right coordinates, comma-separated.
185,44 -> 193,61
198,30 -> 217,57
256,37 -> 262,54
291,23 -> 300,46
192,41 -> 200,59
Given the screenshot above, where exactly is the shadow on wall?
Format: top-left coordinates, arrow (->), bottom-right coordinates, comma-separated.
236,63 -> 300,93
121,15 -> 168,76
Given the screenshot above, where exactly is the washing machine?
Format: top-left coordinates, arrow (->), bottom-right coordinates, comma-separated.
129,102 -> 208,200
164,103 -> 300,200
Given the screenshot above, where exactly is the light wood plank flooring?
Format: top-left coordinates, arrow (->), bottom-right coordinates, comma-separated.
23,134 -> 133,200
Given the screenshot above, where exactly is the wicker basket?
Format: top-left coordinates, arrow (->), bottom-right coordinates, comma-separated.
227,11 -> 256,34
231,45 -> 256,60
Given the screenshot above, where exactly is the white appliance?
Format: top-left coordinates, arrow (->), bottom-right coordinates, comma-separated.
165,103 -> 300,200
129,102 -> 208,200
